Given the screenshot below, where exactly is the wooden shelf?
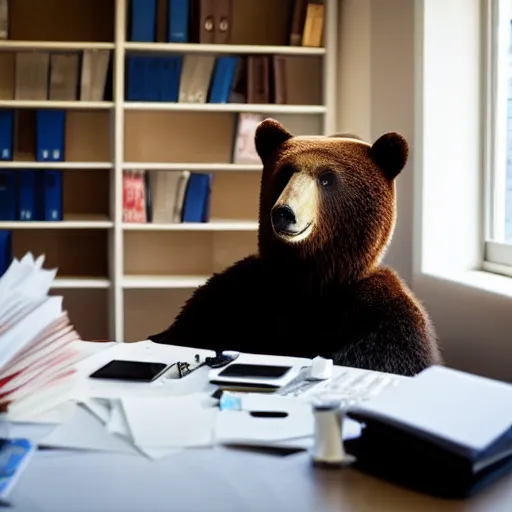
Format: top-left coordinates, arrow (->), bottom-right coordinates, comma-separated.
0,100 -> 113,109
124,42 -> 325,56
123,221 -> 258,232
122,275 -> 209,289
123,163 -> 262,172
0,214 -> 113,229
51,277 -> 111,289
0,162 -> 113,169
0,41 -> 115,51
123,102 -> 327,114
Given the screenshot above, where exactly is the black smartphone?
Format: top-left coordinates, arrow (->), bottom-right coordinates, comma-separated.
217,363 -> 292,380
89,359 -> 169,382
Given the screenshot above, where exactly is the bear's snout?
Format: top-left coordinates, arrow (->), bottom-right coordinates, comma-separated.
271,204 -> 297,234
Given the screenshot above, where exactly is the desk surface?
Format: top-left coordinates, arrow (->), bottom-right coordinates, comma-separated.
10,446 -> 512,512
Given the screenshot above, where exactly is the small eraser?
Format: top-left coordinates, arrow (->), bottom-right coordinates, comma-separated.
310,356 -> 333,381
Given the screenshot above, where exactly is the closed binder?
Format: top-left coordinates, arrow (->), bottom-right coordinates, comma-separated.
346,366 -> 512,498
43,171 -> 63,221
0,230 -> 12,278
0,109 -> 13,161
36,110 -> 65,162
182,173 -> 211,222
130,0 -> 157,42
0,171 -> 15,220
17,170 -> 42,221
208,57 -> 238,103
168,0 -> 189,42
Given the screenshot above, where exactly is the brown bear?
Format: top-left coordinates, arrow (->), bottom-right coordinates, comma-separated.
149,119 -> 442,376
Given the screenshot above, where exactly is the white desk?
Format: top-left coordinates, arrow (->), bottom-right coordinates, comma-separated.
8,341 -> 512,511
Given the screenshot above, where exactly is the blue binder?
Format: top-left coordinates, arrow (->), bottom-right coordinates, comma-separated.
43,170 -> 63,221
209,57 -> 239,103
0,231 -> 12,278
127,57 -> 143,101
0,110 -> 13,161
160,56 -> 182,102
182,173 -> 212,223
168,0 -> 189,42
145,57 -> 160,101
0,171 -> 15,221
17,170 -> 42,221
36,110 -> 65,162
130,0 -> 157,42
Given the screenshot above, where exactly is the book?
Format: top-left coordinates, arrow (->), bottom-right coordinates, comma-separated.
14,52 -> 50,101
0,253 -> 82,422
123,170 -> 147,223
49,53 -> 80,101
232,113 -> 264,164
0,0 -> 7,40
302,0 -> 324,47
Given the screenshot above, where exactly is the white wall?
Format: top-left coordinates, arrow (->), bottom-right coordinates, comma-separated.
336,0 -> 512,381
337,0 -> 416,284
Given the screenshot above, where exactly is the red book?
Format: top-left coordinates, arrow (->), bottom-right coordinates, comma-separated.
123,170 -> 147,223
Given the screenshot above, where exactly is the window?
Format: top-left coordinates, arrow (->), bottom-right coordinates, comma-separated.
485,0 -> 512,274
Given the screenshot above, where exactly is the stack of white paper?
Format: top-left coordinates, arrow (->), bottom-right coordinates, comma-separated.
68,392 -> 218,459
0,253 -> 82,421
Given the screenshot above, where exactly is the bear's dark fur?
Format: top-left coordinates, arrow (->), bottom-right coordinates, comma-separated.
149,119 -> 442,376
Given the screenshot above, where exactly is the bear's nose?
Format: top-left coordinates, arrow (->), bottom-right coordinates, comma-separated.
271,204 -> 297,233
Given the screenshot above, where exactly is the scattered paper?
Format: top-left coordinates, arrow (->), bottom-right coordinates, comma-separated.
122,393 -> 217,450
39,405 -> 139,455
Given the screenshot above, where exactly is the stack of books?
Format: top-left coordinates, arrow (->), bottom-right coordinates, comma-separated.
0,253 -> 81,421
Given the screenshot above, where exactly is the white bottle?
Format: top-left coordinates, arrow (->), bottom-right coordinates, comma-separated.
311,401 -> 352,467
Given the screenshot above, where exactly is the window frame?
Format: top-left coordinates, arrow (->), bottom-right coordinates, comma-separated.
483,0 -> 512,275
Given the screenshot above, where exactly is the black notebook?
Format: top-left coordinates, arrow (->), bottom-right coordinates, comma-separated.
345,366 -> 512,498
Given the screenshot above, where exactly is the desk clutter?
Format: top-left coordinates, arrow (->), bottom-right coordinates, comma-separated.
1,254 -> 512,503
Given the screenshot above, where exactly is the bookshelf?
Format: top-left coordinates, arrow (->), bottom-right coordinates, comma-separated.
0,0 -> 337,343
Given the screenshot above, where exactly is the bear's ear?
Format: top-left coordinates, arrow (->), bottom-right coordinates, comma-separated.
370,132 -> 408,180
255,118 -> 293,162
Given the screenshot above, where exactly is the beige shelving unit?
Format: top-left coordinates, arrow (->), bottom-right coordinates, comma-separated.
0,0 -> 337,342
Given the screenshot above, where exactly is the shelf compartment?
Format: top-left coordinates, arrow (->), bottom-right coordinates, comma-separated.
8,0 -> 115,43
209,172 -> 260,222
50,288 -> 110,342
9,110 -> 112,163
10,229 -> 109,278
124,111 -> 236,164
123,289 -> 194,342
123,230 -> 257,278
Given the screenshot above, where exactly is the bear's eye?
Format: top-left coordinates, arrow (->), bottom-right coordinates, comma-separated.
318,170 -> 336,187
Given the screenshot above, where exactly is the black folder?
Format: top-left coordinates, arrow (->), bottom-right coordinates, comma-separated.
345,411 -> 512,499
340,366 -> 512,499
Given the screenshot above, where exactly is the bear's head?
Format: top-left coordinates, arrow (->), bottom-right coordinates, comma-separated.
254,118 -> 408,285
